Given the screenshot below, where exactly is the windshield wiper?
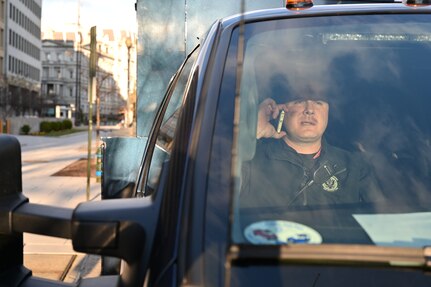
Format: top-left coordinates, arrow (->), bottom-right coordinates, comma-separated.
227,244 -> 431,268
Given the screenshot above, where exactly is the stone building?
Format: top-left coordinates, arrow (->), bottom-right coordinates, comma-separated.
41,28 -> 136,125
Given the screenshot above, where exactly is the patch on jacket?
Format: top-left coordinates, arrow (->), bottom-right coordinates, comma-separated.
322,175 -> 339,192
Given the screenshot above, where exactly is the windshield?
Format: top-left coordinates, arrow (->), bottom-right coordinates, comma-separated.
231,14 -> 431,248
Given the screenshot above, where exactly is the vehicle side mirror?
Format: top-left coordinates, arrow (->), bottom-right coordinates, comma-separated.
71,197 -> 157,286
0,135 -> 160,286
0,135 -> 22,196
72,199 -> 147,262
0,135 -> 27,275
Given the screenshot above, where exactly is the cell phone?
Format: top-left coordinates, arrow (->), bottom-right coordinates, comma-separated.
276,110 -> 285,133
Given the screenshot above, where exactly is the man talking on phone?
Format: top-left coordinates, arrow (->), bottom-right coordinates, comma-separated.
240,94 -> 383,209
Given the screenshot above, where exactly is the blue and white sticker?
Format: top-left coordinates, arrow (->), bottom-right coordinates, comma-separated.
244,220 -> 322,245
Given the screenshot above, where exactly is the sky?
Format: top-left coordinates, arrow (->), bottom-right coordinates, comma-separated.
41,0 -> 137,32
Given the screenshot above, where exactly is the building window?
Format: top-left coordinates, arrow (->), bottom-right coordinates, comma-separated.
55,67 -> 61,78
47,83 -> 54,95
42,67 -> 48,78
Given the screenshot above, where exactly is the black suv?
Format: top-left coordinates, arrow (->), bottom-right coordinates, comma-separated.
2,1 -> 431,286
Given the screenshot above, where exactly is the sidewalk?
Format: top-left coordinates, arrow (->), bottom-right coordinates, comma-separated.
11,125 -> 135,283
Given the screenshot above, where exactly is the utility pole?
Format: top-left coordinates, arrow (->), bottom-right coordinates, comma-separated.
86,26 -> 97,201
125,37 -> 132,127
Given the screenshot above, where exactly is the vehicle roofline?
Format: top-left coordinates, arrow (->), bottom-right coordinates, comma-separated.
220,3 -> 431,27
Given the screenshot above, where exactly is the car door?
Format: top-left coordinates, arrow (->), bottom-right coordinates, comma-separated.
135,45 -> 201,286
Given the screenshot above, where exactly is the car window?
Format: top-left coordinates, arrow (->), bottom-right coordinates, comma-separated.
229,14 -> 431,247
142,48 -> 199,195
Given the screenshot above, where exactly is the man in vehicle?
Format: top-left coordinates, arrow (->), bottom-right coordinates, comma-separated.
240,93 -> 383,210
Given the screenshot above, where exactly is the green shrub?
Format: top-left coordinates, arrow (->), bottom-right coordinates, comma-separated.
40,121 -> 52,133
52,121 -> 62,131
40,120 -> 73,133
62,119 -> 73,130
20,124 -> 31,135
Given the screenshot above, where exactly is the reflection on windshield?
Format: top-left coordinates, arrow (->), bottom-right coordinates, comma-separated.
321,32 -> 431,43
232,14 -> 431,248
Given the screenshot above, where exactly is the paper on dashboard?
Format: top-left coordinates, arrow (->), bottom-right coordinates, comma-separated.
353,212 -> 431,247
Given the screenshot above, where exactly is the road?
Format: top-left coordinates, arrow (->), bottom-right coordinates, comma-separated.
9,125 -> 135,283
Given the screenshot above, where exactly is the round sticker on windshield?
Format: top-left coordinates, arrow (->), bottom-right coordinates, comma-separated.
244,220 -> 322,245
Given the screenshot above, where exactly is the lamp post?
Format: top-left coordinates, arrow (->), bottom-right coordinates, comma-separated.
96,74 -> 100,138
75,33 -> 82,126
75,0 -> 82,126
96,73 -> 111,137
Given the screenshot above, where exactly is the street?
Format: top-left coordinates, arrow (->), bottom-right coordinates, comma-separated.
10,125 -> 134,282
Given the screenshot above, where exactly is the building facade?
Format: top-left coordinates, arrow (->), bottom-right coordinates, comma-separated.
0,0 -> 42,120
40,39 -> 77,118
41,28 -> 135,125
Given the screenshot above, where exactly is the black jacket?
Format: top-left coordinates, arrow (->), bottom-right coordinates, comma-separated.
240,138 -> 381,209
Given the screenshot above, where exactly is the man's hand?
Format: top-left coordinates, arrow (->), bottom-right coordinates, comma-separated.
256,98 -> 287,139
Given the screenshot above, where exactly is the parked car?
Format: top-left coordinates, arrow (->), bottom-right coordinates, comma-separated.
2,1 -> 431,286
